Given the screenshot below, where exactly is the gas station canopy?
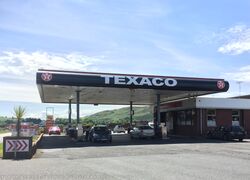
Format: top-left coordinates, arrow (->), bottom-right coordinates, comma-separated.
36,69 -> 229,105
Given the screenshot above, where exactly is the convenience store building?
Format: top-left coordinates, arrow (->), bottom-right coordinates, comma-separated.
160,97 -> 250,137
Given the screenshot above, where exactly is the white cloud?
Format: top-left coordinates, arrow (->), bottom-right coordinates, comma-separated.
223,65 -> 250,82
0,81 -> 40,102
0,50 -> 103,102
222,66 -> 250,97
217,25 -> 250,55
0,51 -> 102,80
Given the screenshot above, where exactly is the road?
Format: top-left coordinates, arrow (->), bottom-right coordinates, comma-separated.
0,135 -> 250,180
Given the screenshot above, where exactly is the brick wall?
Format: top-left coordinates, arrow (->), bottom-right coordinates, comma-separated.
164,108 -> 250,137
243,110 -> 250,137
216,109 -> 232,126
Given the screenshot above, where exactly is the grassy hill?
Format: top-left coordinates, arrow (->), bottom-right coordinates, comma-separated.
81,106 -> 153,125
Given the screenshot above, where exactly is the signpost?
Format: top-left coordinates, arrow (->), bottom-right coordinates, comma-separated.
3,136 -> 32,159
6,139 -> 29,152
45,107 -> 54,133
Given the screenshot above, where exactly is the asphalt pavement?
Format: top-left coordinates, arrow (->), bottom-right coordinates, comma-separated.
0,134 -> 250,180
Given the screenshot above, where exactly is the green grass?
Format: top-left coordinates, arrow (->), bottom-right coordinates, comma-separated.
0,143 -> 3,158
81,106 -> 153,125
0,129 -> 10,134
32,135 -> 40,142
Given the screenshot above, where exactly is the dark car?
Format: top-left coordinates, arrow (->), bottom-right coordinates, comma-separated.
207,125 -> 246,141
88,125 -> 112,143
67,127 -> 77,138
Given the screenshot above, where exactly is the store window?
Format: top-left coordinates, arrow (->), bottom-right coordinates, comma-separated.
207,109 -> 216,127
186,109 -> 195,125
166,112 -> 173,130
177,111 -> 185,125
232,110 -> 240,126
177,109 -> 195,126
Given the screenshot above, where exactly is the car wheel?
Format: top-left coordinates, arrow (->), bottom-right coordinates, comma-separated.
239,139 -> 243,142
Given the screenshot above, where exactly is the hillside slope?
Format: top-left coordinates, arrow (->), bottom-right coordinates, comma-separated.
81,106 -> 153,125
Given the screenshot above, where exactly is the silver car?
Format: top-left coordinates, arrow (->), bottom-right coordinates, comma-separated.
113,125 -> 126,133
130,125 -> 155,139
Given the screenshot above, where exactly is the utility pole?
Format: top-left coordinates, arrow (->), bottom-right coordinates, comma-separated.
236,81 -> 243,97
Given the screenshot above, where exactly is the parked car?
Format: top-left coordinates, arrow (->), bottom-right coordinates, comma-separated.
88,125 -> 112,143
67,127 -> 77,138
148,122 -> 154,128
113,125 -> 126,133
48,126 -> 61,135
207,125 -> 246,141
130,125 -> 155,139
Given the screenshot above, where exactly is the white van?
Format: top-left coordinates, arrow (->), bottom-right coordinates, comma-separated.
148,122 -> 154,128
113,125 -> 126,133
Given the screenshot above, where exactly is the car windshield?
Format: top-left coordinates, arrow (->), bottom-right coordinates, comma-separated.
51,126 -> 59,130
94,126 -> 109,132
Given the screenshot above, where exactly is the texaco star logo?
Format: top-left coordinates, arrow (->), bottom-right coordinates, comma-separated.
217,80 -> 225,89
41,73 -> 52,81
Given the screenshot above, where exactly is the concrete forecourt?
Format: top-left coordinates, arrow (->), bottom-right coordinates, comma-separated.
0,136 -> 249,180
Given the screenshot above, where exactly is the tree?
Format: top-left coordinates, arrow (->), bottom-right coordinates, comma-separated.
13,106 -> 26,137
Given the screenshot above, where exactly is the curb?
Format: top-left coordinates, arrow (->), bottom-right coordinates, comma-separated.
31,133 -> 44,158
32,133 -> 44,146
168,135 -> 206,139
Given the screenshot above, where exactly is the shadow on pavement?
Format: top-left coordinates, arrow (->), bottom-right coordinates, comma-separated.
38,134 -> 248,149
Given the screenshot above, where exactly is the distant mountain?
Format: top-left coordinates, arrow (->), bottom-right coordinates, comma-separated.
81,106 -> 153,125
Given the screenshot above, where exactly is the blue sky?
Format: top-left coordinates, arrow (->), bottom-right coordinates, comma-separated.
0,0 -> 250,119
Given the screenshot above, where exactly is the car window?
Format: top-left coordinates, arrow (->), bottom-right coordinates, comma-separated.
94,127 -> 108,132
138,126 -> 152,130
